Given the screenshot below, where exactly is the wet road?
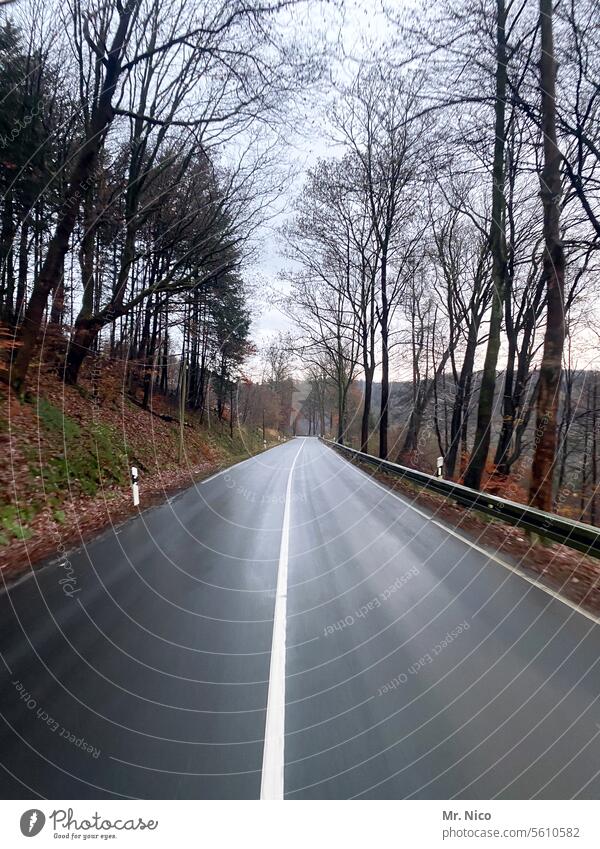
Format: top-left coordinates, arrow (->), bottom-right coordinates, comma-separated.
1,437 -> 599,799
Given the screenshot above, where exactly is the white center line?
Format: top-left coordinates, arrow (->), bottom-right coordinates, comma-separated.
260,438 -> 305,800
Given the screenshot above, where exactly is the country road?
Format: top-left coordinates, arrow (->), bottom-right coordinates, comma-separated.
1,437 -> 600,800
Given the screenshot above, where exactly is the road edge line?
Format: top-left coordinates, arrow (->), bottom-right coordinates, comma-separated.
326,443 -> 600,629
200,440 -> 288,486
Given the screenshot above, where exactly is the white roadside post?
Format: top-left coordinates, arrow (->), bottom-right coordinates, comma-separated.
131,466 -> 140,507
436,456 -> 444,479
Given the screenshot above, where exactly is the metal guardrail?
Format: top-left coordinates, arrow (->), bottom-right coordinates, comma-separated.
323,439 -> 600,559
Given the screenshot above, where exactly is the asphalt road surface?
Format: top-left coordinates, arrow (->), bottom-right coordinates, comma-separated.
1,437 -> 600,799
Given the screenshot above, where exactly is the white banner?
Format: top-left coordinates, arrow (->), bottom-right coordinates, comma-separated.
1,800 -> 599,848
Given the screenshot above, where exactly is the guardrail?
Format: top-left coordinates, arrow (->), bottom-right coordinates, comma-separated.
322,439 -> 600,560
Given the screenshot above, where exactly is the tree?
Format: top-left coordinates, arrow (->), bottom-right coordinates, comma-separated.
529,0 -> 566,510
463,0 -> 509,489
426,194 -> 492,479
332,66 -> 424,458
9,0 -> 142,391
5,0 -> 323,392
282,164 -> 365,445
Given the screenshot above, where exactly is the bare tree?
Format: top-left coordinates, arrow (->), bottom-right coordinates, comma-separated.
529,0 -> 566,511
283,186 -> 362,444
463,0 -> 509,489
9,0 -> 142,390
332,66 -> 424,458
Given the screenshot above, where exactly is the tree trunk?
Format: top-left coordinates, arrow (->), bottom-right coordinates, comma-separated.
379,319 -> 389,457
0,192 -> 15,322
15,218 -> 29,323
492,336 -> 517,476
591,380 -> 598,525
179,360 -> 187,464
49,267 -> 66,325
445,324 -> 479,479
360,365 -> 374,453
494,275 -> 544,474
528,0 -> 566,511
580,387 -> 590,519
77,187 -> 96,324
464,0 -> 508,491
555,370 -> 572,506
64,321 -> 101,385
337,380 -> 345,445
378,250 -> 389,458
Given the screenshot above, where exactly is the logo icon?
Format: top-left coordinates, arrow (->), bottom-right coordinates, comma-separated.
19,810 -> 45,837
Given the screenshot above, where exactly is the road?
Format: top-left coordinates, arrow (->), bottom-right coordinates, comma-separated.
1,437 -> 600,799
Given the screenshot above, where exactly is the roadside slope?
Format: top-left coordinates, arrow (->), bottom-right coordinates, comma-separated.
0,362 -> 278,580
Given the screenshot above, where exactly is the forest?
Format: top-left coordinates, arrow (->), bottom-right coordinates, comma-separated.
286,0 -> 600,521
1,0 -> 599,529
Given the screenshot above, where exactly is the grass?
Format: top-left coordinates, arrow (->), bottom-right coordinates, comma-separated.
0,398 -> 130,544
0,390 -> 281,548
0,503 -> 35,543
34,397 -> 128,499
206,423 -> 276,465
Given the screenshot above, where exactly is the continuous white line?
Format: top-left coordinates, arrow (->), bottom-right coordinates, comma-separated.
328,444 -> 600,628
260,438 -> 305,800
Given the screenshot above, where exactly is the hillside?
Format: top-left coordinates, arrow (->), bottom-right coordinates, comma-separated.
0,359 -> 278,581
314,371 -> 597,524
